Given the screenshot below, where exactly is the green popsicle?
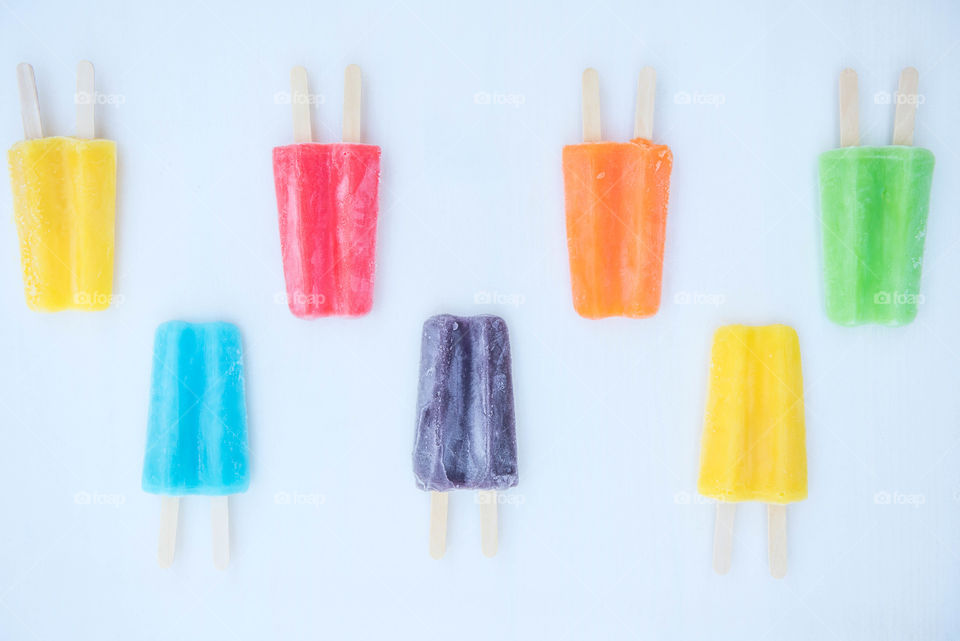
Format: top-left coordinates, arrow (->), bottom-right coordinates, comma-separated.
818,146 -> 934,326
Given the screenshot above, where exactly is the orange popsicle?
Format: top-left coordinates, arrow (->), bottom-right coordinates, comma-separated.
563,138 -> 672,318
563,68 -> 673,319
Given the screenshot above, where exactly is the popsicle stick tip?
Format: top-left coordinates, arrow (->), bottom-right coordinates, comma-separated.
634,66 -> 657,140
581,69 -> 602,143
428,491 -> 448,560
17,63 -> 42,140
892,66 -> 920,146
157,496 -> 179,569
290,66 -> 312,143
343,64 -> 363,142
76,61 -> 96,139
712,503 -> 735,575
479,490 -> 498,558
838,68 -> 859,148
767,504 -> 788,579
211,496 -> 230,570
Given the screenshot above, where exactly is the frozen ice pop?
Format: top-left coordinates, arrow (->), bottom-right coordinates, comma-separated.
8,62 -> 117,312
142,321 -> 249,569
697,324 -> 806,578
413,314 -> 518,558
273,65 -> 381,318
563,68 -> 672,319
819,68 -> 935,326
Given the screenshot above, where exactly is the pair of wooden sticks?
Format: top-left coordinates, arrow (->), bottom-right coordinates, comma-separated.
839,67 -> 920,147
580,67 -> 657,143
16,61 -> 96,140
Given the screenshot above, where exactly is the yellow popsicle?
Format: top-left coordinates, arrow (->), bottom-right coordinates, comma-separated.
8,136 -> 117,311
697,325 -> 807,504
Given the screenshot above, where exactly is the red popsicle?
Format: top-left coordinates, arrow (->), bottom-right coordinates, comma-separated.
272,65 -> 381,318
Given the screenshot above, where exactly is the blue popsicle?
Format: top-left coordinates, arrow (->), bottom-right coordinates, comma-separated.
142,321 -> 250,496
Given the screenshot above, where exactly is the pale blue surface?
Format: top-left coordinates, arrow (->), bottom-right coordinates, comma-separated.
1,1 -> 959,640
142,321 -> 249,495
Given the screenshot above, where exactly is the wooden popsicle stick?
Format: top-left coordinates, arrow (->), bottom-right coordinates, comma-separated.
16,63 -> 43,140
712,502 -> 736,575
290,66 -> 312,144
768,504 -> 787,579
343,64 -> 362,143
157,496 -> 179,568
838,68 -> 859,147
634,66 -> 656,140
429,491 -> 448,559
892,67 -> 919,146
211,496 -> 230,570
76,61 -> 95,139
581,68 -> 601,143
479,490 -> 498,557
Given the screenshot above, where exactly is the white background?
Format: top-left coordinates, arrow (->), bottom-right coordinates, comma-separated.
1,0 -> 958,639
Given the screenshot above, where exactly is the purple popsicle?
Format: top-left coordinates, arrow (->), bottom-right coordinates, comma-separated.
413,314 -> 518,491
